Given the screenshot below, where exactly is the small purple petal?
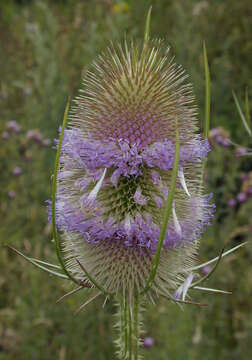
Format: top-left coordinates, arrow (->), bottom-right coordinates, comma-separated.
228,198 -> 236,208
6,120 -> 21,133
201,265 -> 211,275
143,337 -> 154,348
237,192 -> 247,203
2,131 -> 9,139
12,167 -> 22,176
8,190 -> 16,199
134,188 -> 147,206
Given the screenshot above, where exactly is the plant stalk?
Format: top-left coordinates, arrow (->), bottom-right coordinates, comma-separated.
116,292 -> 142,360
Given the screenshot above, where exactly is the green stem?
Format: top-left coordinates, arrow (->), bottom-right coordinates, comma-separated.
128,299 -> 133,359
117,293 -> 142,360
133,293 -> 139,359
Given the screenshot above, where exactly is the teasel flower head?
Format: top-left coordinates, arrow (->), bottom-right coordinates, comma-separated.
47,37 -> 215,304
8,13 -> 248,360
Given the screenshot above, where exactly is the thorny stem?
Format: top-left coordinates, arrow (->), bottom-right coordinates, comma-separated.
128,298 -> 133,359
117,293 -> 141,359
133,293 -> 139,359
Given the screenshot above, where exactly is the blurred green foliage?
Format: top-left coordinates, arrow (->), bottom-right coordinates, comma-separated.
0,0 -> 251,359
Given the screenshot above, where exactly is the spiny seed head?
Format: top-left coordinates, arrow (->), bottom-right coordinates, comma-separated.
49,40 -> 215,299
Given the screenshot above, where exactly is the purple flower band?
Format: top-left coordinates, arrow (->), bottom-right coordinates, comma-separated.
59,128 -> 210,183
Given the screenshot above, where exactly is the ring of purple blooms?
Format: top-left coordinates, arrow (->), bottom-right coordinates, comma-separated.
47,127 -> 214,253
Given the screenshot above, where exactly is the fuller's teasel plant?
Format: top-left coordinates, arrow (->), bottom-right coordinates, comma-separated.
9,9 -> 247,360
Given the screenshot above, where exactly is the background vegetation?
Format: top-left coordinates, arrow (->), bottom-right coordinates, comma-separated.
1,0 -> 251,359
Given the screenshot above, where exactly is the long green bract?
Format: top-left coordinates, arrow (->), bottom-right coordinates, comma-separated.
7,246 -> 69,279
190,247 -> 224,288
52,98 -> 80,285
142,125 -> 180,294
188,241 -> 247,271
76,259 -> 111,295
144,6 -> 152,45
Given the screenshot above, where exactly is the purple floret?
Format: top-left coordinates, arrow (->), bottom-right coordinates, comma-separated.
47,192 -> 215,252
48,128 -> 214,251
60,129 -> 210,179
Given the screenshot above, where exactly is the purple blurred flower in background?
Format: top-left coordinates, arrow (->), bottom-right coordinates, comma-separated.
228,198 -> 236,208
237,192 -> 247,203
209,127 -> 231,147
8,190 -> 16,199
201,265 -> 211,275
143,337 -> 154,348
23,87 -> 32,96
235,147 -> 247,157
6,120 -> 21,133
26,129 -> 43,144
43,139 -> 51,147
240,173 -> 248,181
2,131 -> 9,140
12,167 -> 22,176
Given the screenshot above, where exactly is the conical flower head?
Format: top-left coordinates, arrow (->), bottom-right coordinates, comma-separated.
52,41 -> 214,298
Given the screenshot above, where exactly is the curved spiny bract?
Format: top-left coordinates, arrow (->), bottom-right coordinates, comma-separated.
49,40 -> 215,301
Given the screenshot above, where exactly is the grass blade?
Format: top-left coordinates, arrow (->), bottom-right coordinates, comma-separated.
245,87 -> 251,128
203,41 -> 211,139
232,90 -> 252,136
144,6 -> 152,45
